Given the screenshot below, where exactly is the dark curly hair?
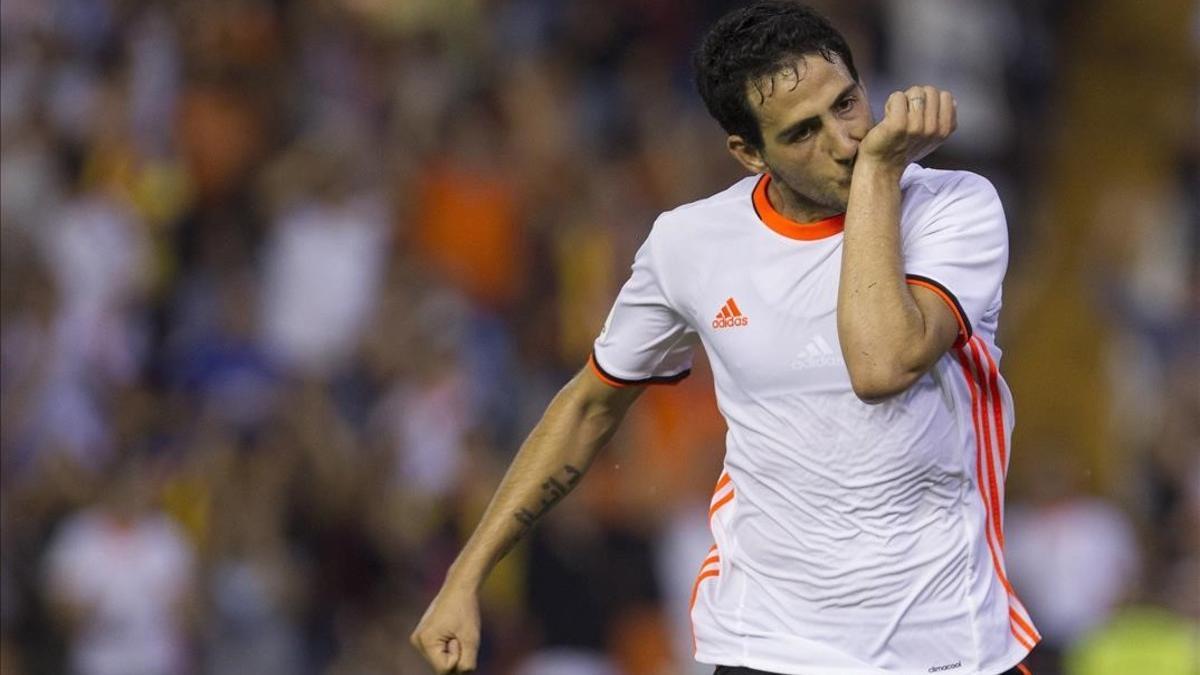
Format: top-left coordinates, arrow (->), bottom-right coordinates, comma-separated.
694,1 -> 859,149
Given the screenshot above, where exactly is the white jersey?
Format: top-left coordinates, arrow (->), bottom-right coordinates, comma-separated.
591,165 -> 1040,674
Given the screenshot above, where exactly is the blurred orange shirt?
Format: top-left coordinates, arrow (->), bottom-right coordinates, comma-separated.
412,162 -> 525,309
178,86 -> 264,204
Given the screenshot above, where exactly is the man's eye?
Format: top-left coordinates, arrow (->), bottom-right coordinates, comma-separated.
792,128 -> 813,143
836,97 -> 857,113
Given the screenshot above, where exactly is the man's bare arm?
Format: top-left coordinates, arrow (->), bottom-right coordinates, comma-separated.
445,367 -> 641,585
410,366 -> 643,673
837,86 -> 961,403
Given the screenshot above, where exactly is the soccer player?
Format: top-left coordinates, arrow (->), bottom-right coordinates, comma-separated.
411,2 -> 1039,673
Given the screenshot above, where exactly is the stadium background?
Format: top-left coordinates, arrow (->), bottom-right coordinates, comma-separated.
0,1 -> 1195,674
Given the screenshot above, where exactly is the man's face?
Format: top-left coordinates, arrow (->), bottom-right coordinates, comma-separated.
730,54 -> 872,217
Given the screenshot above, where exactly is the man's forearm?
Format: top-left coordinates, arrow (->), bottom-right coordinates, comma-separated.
445,371 -> 637,588
837,160 -> 927,396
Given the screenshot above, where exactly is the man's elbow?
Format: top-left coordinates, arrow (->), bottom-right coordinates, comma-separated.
847,365 -> 920,404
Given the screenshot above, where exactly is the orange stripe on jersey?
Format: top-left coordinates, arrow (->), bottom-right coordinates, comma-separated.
710,472 -> 734,519
955,346 -> 1003,564
713,472 -> 731,493
955,343 -> 1041,649
689,544 -> 721,655
689,568 -> 720,655
1009,609 -> 1039,649
709,489 -> 735,519
959,346 -> 1009,585
1011,595 -> 1041,642
690,569 -> 720,609
1017,663 -> 1032,675
957,346 -> 1023,640
968,339 -> 1006,548
977,337 -> 1009,467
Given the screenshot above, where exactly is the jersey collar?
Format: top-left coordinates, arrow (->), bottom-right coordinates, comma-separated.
752,174 -> 846,241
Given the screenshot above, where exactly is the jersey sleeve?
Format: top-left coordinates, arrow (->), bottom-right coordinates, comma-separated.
902,173 -> 1009,346
590,230 -> 697,387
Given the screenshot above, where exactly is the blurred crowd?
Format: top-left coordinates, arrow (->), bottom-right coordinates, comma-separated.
0,1 -> 1196,674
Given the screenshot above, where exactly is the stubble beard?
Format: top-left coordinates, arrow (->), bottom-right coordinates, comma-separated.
769,165 -> 850,217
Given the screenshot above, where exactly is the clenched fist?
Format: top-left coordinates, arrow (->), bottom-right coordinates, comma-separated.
410,585 -> 481,674
860,86 -> 957,169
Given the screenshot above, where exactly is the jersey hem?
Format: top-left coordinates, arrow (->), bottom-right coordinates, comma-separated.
696,645 -> 1036,675
980,639 -> 1039,675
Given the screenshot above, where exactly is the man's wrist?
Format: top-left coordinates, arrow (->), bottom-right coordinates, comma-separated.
853,156 -> 907,182
446,554 -> 488,590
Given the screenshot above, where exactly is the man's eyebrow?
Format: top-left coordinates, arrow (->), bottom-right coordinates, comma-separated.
775,82 -> 860,142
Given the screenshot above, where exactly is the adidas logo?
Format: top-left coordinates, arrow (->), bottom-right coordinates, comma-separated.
790,335 -> 844,369
712,298 -> 749,329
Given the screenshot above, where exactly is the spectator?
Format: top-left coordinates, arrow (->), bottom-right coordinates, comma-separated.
42,455 -> 197,675
259,134 -> 390,378
1006,449 -> 1141,673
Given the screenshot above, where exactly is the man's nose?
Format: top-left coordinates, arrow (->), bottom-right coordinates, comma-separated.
828,122 -> 859,162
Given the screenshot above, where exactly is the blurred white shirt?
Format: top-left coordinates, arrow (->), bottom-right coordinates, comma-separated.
513,647 -> 619,675
260,195 -> 388,377
1005,498 -> 1139,646
42,193 -> 148,330
45,509 -> 195,675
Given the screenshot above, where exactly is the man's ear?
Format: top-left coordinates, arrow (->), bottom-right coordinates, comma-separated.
727,135 -> 768,175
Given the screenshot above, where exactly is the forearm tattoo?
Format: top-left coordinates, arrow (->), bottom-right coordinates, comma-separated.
512,464 -> 583,533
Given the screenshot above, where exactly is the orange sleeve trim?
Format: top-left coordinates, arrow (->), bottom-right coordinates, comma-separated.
588,352 -> 630,388
587,351 -> 691,388
906,275 -> 971,348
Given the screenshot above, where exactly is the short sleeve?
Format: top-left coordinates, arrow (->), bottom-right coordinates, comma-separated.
903,173 -> 1009,346
591,232 -> 697,387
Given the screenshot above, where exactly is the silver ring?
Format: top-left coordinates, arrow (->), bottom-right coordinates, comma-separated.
908,96 -> 925,106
